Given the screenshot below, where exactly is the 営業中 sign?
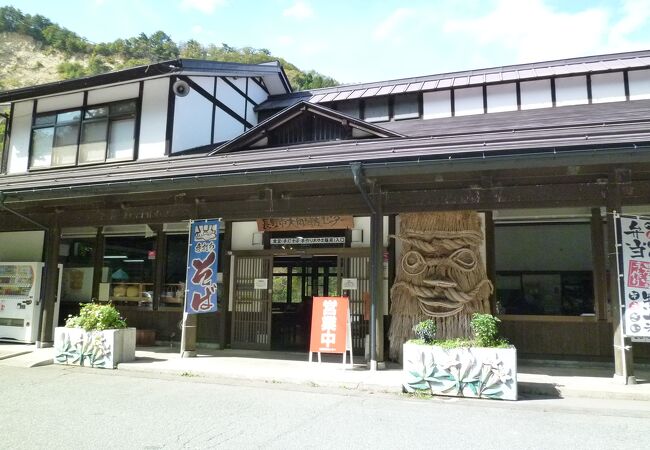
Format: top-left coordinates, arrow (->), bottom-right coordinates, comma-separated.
309,297 -> 350,354
185,219 -> 219,314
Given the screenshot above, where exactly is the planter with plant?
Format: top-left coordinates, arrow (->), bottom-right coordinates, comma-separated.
54,302 -> 136,369
403,313 -> 517,400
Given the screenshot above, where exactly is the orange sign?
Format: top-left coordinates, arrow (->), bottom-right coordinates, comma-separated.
309,297 -> 349,354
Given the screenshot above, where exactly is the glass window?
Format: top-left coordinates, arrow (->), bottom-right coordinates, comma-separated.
107,118 -> 135,160
103,236 -> 156,309
79,121 -> 108,163
57,110 -> 81,123
52,124 -> 79,166
364,97 -> 389,122
30,100 -> 137,169
495,223 -> 594,316
393,93 -> 419,120
337,100 -> 361,119
34,114 -> 56,127
59,238 -> 95,303
30,127 -> 54,168
85,107 -> 108,120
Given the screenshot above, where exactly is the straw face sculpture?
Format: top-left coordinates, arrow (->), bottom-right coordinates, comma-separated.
389,211 -> 493,361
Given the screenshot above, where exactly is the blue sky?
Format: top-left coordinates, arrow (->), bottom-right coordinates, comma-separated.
4,0 -> 650,84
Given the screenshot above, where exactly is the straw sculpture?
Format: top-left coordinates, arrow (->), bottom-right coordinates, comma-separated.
389,211 -> 493,361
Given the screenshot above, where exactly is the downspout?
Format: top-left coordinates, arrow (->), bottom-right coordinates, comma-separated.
351,162 -> 380,371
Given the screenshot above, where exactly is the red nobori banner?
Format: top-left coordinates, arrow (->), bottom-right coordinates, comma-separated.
309,297 -> 349,354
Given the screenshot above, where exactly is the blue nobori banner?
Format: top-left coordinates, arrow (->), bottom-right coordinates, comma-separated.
185,219 -> 220,314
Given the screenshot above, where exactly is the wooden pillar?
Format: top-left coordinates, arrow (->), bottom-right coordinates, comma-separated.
607,169 -> 635,383
484,211 -> 497,315
91,227 -> 104,300
590,208 -> 607,321
152,224 -> 165,310
369,195 -> 384,367
38,224 -> 60,346
218,221 -> 233,349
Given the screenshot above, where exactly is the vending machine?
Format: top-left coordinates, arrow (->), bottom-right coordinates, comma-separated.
0,262 -> 44,343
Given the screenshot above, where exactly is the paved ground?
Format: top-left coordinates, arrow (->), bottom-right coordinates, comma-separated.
2,343 -> 650,401
1,364 -> 649,449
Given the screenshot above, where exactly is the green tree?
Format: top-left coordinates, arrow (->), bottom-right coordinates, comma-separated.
179,39 -> 205,59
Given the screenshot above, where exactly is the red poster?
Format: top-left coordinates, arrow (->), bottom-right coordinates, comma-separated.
627,260 -> 650,288
309,297 -> 349,354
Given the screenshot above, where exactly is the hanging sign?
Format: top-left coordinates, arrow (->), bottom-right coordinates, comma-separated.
309,297 -> 350,355
257,215 -> 353,232
185,219 -> 219,314
615,214 -> 650,337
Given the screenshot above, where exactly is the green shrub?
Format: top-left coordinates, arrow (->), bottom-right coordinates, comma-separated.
65,302 -> 127,331
471,313 -> 504,347
413,319 -> 437,344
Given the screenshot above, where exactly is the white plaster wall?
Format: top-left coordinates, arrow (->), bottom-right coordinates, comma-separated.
591,72 -> 625,104
246,101 -> 257,127
520,79 -> 552,110
247,79 -> 269,105
231,221 -> 263,251
350,216 -> 389,248
217,77 -> 247,117
138,78 -> 169,159
87,83 -> 139,105
486,83 -> 517,113
7,100 -> 33,174
422,90 -> 451,119
555,76 -> 588,106
214,108 -> 245,143
172,76 -> 214,153
0,231 -> 45,262
36,92 -> 83,113
454,86 -> 484,116
628,69 -> 650,100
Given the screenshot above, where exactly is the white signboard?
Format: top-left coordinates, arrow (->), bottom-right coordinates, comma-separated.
254,278 -> 268,290
616,214 -> 650,338
341,278 -> 358,290
269,237 -> 345,246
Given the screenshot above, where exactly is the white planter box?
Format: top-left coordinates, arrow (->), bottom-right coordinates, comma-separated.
53,327 -> 136,369
403,342 -> 517,400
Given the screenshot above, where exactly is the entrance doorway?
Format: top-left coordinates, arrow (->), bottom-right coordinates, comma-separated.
230,250 -> 371,354
271,256 -> 339,351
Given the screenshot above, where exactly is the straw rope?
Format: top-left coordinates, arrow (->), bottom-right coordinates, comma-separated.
388,211 -> 493,361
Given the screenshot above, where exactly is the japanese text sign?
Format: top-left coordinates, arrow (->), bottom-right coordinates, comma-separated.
185,219 -> 219,314
309,297 -> 349,353
617,215 -> 650,337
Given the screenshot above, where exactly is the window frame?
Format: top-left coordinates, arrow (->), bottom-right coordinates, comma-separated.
29,98 -> 139,171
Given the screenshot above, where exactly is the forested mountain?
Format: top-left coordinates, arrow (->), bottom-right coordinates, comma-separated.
0,6 -> 338,91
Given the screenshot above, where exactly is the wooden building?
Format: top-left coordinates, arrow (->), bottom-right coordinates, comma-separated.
1,51 -> 650,373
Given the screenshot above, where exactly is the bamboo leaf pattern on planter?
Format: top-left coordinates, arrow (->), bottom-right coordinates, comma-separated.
403,344 -> 517,400
54,330 -> 112,368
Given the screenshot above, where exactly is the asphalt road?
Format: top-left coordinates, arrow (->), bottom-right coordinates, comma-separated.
1,365 -> 649,450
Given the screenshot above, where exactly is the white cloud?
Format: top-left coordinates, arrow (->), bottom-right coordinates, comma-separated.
441,0 -> 650,64
180,0 -> 227,14
373,8 -> 416,41
192,25 -> 203,35
283,1 -> 314,20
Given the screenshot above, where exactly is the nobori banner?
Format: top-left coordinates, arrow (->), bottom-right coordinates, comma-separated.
185,219 -> 220,314
615,214 -> 650,338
